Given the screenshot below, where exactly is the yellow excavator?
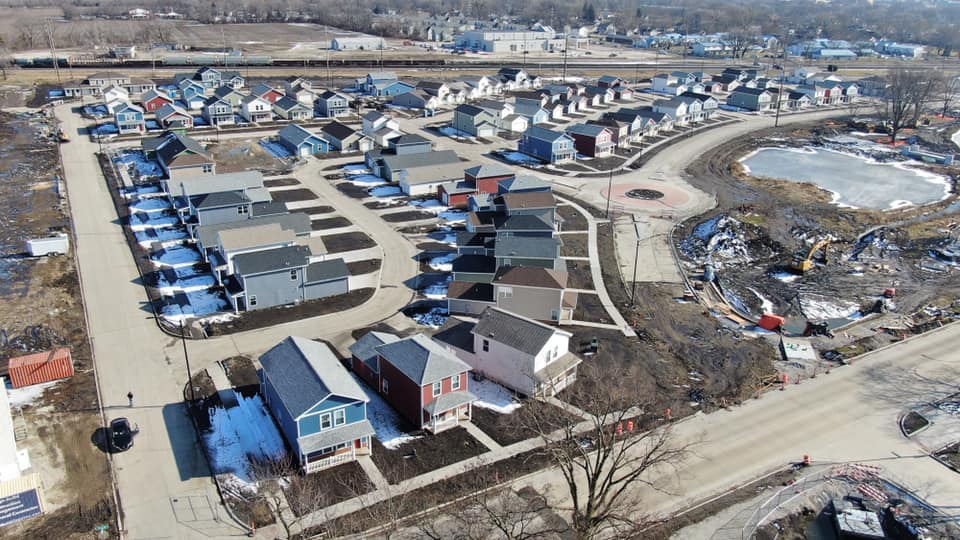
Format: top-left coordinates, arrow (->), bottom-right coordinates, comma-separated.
790,238 -> 831,273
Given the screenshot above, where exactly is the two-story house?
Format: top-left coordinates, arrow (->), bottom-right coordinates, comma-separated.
491,266 -> 575,322
352,333 -> 476,433
177,79 -> 207,109
155,103 -> 194,129
518,126 -> 576,163
321,121 -> 373,153
726,87 -> 774,112
452,104 -> 496,138
212,86 -> 245,110
140,88 -> 174,112
652,98 -> 690,126
114,103 -> 146,135
230,246 -> 350,311
565,123 -> 614,157
315,90 -> 350,118
202,98 -> 234,126
260,336 -> 375,473
251,83 -> 284,104
437,307 -> 582,397
680,91 -> 720,120
144,131 -> 214,180
240,95 -> 272,123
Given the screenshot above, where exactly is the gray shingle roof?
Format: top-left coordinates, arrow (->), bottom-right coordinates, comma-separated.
565,123 -> 609,137
494,235 -> 561,260
524,126 -> 572,143
234,245 -> 310,276
349,331 -> 400,372
192,190 -> 250,209
279,124 -> 321,146
196,212 -> 310,248
321,120 -> 357,141
452,254 -> 497,274
259,336 -> 369,419
464,163 -> 513,178
381,149 -> 460,172
299,419 -> 376,454
392,133 -> 431,146
423,390 -> 477,415
251,201 -> 288,217
306,258 -> 349,283
151,131 -> 208,164
375,334 -> 471,385
499,175 -> 550,192
492,266 -> 567,289
495,212 -> 554,231
474,307 -> 560,355
275,96 -> 308,111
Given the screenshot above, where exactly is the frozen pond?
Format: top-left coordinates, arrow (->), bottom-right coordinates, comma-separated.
741,147 -> 949,210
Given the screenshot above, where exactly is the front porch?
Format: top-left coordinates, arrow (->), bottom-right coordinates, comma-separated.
423,391 -> 477,433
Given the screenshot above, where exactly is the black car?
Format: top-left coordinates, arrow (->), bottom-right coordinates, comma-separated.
109,417 -> 138,452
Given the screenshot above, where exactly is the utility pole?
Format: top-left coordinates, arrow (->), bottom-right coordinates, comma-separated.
631,238 -> 640,306
605,169 -> 613,218
44,20 -> 61,85
774,33 -> 789,127
561,46 -> 568,83
180,320 -> 196,403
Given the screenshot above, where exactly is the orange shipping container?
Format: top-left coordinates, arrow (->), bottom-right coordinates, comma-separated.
8,348 -> 74,389
758,313 -> 786,331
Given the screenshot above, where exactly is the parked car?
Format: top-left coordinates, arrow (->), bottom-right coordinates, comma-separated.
109,417 -> 139,452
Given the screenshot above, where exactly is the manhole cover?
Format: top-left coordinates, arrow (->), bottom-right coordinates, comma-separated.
625,189 -> 664,200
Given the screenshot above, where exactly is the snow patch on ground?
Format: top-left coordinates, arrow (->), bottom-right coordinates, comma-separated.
346,173 -> 386,187
349,373 -> 420,449
151,245 -> 203,268
682,215 -> 755,268
424,274 -> 452,299
428,253 -> 456,271
7,380 -> 60,408
429,227 -> 457,246
440,126 -> 474,139
129,212 -> 180,230
770,271 -> 800,283
439,210 -> 468,224
409,199 -> 449,214
748,287 -> 775,314
130,198 -> 173,213
411,307 -> 449,328
156,269 -> 217,294
135,226 -> 190,246
500,151 -> 543,165
799,295 -> 861,320
160,289 -> 230,322
203,393 -> 287,482
369,185 -> 403,198
471,378 -> 521,414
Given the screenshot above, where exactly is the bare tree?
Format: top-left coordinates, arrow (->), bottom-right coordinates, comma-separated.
880,69 -> 940,144
936,74 -> 960,118
249,456 -> 354,539
417,472 -> 569,540
522,365 -> 693,540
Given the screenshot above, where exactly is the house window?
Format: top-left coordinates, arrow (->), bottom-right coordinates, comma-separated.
334,409 -> 346,427
290,269 -> 298,280
320,412 -> 332,430
382,378 -> 389,394
432,381 -> 442,397
451,375 -> 461,391
498,287 -> 513,299
482,339 -> 489,352
237,205 -> 248,215
249,295 -> 258,307
202,164 -> 213,173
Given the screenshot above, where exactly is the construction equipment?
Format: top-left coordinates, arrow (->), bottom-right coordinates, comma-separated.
790,238 -> 831,273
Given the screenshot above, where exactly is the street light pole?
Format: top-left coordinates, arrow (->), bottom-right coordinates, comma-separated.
180,320 -> 196,403
605,169 -> 613,218
631,238 -> 641,306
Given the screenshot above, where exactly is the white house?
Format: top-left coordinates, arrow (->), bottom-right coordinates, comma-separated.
653,98 -> 690,126
437,307 -> 581,397
240,95 -> 272,123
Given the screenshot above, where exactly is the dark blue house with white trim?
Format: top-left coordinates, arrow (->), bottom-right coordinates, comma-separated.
259,336 -> 375,473
518,126 -> 576,163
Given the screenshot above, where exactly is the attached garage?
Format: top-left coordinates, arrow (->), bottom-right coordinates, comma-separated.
304,259 -> 350,300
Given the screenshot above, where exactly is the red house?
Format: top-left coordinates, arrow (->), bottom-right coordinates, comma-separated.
438,180 -> 477,208
141,89 -> 175,113
565,124 -> 614,158
464,163 -> 514,195
351,332 -> 476,433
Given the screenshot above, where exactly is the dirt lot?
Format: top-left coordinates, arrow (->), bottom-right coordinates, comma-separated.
565,260 -> 594,290
322,232 -> 376,253
263,178 -> 300,188
557,205 -> 588,231
297,205 -> 334,215
206,139 -> 281,171
560,233 -> 589,257
283,460 -> 372,516
0,111 -> 116,538
371,427 -> 487,484
471,401 -> 580,447
382,210 -> 436,223
270,188 -> 318,204
343,260 -> 379,277
310,216 -> 352,231
572,293 -> 611,324
204,289 -> 374,335
336,182 -> 372,199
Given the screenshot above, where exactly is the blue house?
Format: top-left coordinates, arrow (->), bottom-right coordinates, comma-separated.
513,99 -> 550,126
315,90 -> 350,118
373,80 -> 415,98
114,103 -> 145,135
177,79 -> 206,107
278,124 -> 330,157
259,336 -> 375,473
359,71 -> 397,92
518,126 -> 576,163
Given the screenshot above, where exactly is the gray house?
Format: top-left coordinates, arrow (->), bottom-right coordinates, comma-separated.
316,90 -> 351,118
320,121 -> 372,153
494,236 -> 563,269
726,87 -> 773,112
203,98 -> 234,126
452,104 -> 496,138
230,246 -> 350,311
213,86 -> 245,109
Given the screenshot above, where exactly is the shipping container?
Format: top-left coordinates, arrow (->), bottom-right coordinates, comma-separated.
26,234 -> 69,257
8,349 -> 74,389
